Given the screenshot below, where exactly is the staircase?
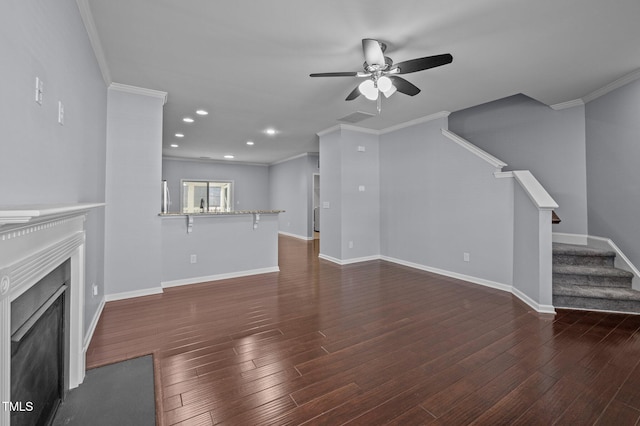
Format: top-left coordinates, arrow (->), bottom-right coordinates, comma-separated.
552,243 -> 640,313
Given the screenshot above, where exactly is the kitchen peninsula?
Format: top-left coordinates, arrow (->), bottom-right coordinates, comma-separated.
160,210 -> 283,288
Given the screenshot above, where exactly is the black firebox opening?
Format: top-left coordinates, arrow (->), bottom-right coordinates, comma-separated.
10,260 -> 69,426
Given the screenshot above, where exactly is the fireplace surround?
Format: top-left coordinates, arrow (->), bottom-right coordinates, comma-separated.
0,204 -> 102,426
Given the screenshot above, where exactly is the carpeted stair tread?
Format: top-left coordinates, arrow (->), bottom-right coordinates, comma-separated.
553,264 -> 634,279
553,283 -> 640,301
552,243 -> 616,257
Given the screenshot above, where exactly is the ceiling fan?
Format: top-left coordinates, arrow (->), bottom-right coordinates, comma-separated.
310,39 -> 452,105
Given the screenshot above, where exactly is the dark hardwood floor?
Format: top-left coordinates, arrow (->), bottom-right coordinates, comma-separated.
87,236 -> 640,425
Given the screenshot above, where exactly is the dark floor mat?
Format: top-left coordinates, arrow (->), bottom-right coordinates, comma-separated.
53,355 -> 155,426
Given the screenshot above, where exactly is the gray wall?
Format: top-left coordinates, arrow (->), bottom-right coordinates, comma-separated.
162,158 -> 270,212
319,130 -> 343,260
449,94 -> 588,235
319,128 -> 380,261
161,214 -> 279,284
339,129 -> 380,260
0,0 -> 107,336
104,88 -> 164,296
586,78 -> 640,271
268,154 -> 319,239
380,119 -> 514,286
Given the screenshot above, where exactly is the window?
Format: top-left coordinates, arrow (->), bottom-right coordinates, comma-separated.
181,180 -> 233,213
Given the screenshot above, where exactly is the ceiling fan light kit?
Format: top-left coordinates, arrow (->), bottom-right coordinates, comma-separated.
310,38 -> 453,111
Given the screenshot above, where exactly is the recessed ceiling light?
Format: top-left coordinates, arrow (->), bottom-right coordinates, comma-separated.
265,128 -> 276,135
246,141 -> 254,146
196,109 -> 208,116
224,155 -> 235,159
183,117 -> 194,123
175,133 -> 184,138
170,144 -> 179,148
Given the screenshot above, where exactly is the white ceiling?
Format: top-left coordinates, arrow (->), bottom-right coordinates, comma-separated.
84,0 -> 640,164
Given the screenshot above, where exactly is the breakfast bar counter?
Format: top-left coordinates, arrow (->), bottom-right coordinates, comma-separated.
159,210 -> 283,288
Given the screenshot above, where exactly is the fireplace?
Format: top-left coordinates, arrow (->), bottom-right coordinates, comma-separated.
10,260 -> 69,425
0,204 -> 102,426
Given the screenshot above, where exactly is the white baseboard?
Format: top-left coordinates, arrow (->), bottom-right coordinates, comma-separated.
552,232 -> 589,245
318,253 -> 381,265
380,255 -> 513,293
105,287 -> 163,302
553,232 -> 640,290
278,231 -> 313,241
512,287 -> 556,314
161,266 -> 280,288
82,296 -> 105,352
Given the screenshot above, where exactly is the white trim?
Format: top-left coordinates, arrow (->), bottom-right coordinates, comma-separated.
317,124 -> 341,137
552,232 -> 589,246
379,111 -> 451,134
82,296 -> 105,352
163,155 -> 268,167
75,0 -> 112,85
494,171 -> 514,179
270,152 -> 311,166
104,287 -> 163,302
552,305 -> 640,316
338,124 -> 380,135
0,203 -> 104,227
380,255 -> 512,292
441,129 -> 508,170
109,83 -> 168,105
582,68 -> 640,104
512,287 -> 556,314
316,111 -> 451,137
512,170 -> 559,210
278,231 -> 313,241
550,99 -> 584,111
318,253 -> 381,265
318,253 -> 343,264
161,267 -> 280,288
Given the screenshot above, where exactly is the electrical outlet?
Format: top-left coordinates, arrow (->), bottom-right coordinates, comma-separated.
190,254 -> 197,264
92,283 -> 98,296
348,241 -> 354,249
464,252 -> 470,262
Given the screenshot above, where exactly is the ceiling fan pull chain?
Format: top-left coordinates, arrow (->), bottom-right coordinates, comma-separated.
377,95 -> 382,114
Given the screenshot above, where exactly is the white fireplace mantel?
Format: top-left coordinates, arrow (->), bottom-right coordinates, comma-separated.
0,203 -> 103,426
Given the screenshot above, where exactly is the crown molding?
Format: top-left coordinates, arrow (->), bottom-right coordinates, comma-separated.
162,156 -> 268,167
75,0 -> 112,85
550,99 -> 584,111
582,68 -> 640,104
379,111 -> 451,134
269,152 -> 320,166
317,111 -> 451,138
109,83 -> 168,105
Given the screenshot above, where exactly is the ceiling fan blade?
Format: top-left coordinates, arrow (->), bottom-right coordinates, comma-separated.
362,38 -> 386,66
389,76 -> 421,96
394,53 -> 453,74
345,85 -> 361,101
310,72 -> 359,77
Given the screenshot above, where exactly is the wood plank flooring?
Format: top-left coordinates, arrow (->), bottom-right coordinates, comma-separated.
86,236 -> 640,425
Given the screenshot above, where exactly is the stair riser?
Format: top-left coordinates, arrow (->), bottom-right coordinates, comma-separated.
553,274 -> 632,289
553,295 -> 640,314
553,254 -> 614,268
